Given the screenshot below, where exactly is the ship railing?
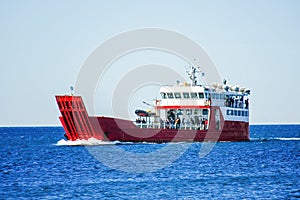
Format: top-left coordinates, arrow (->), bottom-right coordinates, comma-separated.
134,121 -> 208,130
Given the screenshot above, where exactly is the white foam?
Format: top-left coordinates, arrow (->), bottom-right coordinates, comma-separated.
56,138 -> 119,146
275,137 -> 300,141
251,137 -> 300,142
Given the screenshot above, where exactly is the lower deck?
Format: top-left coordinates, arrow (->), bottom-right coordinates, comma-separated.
87,117 -> 249,142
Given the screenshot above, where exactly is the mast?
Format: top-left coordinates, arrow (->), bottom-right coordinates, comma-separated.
187,66 -> 197,86
187,65 -> 205,86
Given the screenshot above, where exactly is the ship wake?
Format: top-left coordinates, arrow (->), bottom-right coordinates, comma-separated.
251,137 -> 300,142
56,138 -> 119,146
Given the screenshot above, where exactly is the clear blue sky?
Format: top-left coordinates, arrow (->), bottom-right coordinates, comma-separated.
1,0 -> 299,126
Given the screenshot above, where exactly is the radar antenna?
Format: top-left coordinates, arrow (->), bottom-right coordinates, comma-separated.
186,65 -> 206,86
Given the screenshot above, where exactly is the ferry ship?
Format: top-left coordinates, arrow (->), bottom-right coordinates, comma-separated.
55,66 -> 250,142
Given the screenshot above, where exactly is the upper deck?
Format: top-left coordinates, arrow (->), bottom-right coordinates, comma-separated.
157,82 -> 250,109
153,81 -> 250,124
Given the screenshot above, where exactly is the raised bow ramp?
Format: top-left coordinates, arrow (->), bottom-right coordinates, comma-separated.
55,96 -> 99,141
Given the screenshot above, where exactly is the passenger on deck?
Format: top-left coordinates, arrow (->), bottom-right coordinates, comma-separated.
170,118 -> 175,129
190,118 -> 195,129
234,97 -> 239,108
165,119 -> 170,129
245,99 -> 249,109
225,96 -> 230,107
230,97 -> 234,107
175,118 -> 181,129
136,118 -> 141,123
239,96 -> 244,108
181,118 -> 185,128
160,118 -> 164,128
201,120 -> 205,130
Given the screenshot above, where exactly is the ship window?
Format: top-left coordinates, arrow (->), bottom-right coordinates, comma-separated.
238,110 -> 241,116
198,92 -> 204,99
178,109 -> 183,115
205,92 -> 209,99
241,111 -> 244,116
190,92 -> 197,98
174,92 -> 181,99
186,109 -> 192,115
212,93 -> 216,99
245,111 -> 248,117
215,93 -> 219,99
227,110 -> 232,115
221,94 -> 226,100
183,93 -> 190,98
234,110 -> 237,116
167,93 -> 174,99
202,109 -> 208,115
160,92 -> 167,99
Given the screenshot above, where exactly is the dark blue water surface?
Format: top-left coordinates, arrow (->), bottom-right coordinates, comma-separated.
1,125 -> 299,199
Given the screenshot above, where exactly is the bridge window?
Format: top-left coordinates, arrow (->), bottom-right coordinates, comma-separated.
183,93 -> 190,98
167,93 -> 174,99
203,109 -> 209,115
174,92 -> 181,99
160,92 -> 167,99
190,92 -> 197,98
198,92 -> 204,99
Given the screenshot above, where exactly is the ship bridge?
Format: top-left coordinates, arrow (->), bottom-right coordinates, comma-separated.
158,84 -> 210,109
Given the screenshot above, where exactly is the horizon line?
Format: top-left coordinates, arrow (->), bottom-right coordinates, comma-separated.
0,123 -> 300,128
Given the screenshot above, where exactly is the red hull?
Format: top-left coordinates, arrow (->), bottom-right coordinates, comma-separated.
96,117 -> 249,142
56,96 -> 250,142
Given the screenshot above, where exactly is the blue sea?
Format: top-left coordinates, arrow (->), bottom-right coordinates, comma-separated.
1,125 -> 299,199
